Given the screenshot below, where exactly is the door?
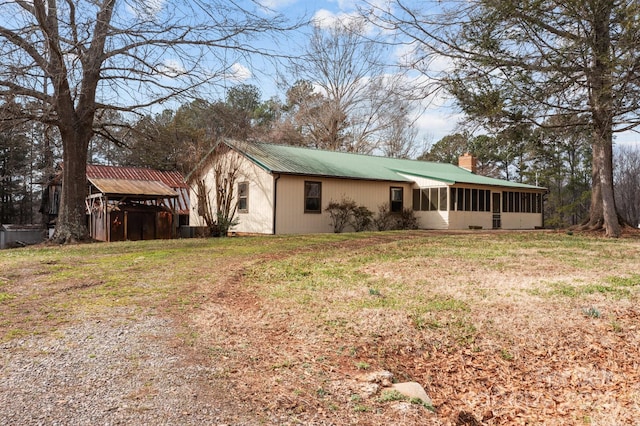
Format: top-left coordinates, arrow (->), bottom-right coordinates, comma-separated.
492,192 -> 501,229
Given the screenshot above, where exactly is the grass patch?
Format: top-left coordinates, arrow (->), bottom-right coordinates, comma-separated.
500,348 -> 515,361
411,397 -> 436,412
419,295 -> 469,312
2,231 -> 639,346
582,307 -> 601,318
379,389 -> 407,402
0,292 -> 14,303
355,361 -> 370,370
547,275 -> 640,300
2,231 -> 640,423
607,274 -> 640,288
5,328 -> 30,339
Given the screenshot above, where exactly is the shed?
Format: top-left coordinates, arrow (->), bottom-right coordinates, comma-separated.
0,224 -> 45,249
43,164 -> 190,242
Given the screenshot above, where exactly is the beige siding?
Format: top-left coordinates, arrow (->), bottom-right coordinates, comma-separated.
188,186 -> 206,227
414,211 -> 449,229
447,210 -> 542,230
446,186 -> 544,230
275,175 -> 412,234
235,162 -> 274,234
501,213 -> 543,229
448,211 -> 494,229
189,150 -> 275,234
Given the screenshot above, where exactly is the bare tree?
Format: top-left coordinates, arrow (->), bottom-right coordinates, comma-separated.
372,1 -> 640,237
0,0 -> 293,243
191,143 -> 242,236
286,19 -> 421,154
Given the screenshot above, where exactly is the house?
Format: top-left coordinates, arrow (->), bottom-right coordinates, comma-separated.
188,140 -> 546,235
43,164 -> 189,241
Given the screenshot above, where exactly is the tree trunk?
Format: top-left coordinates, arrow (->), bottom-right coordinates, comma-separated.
51,129 -> 91,243
580,153 -> 603,229
582,2 -> 622,238
598,138 -> 621,237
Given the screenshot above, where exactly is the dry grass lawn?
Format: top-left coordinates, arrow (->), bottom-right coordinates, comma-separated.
1,230 -> 639,425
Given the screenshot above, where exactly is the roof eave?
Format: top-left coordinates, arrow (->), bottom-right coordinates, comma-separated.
267,170 -> 411,183
98,193 -> 179,200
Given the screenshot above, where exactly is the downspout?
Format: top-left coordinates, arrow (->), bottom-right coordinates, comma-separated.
273,174 -> 281,235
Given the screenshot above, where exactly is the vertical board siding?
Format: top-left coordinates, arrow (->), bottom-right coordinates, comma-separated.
501,213 -> 543,230
275,176 -> 412,234
189,151 -> 274,234
414,211 -> 450,230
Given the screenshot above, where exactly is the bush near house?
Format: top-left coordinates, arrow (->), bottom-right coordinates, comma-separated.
325,199 -> 376,233
325,199 -> 359,233
326,200 -> 419,233
352,206 -> 374,232
373,203 -> 419,231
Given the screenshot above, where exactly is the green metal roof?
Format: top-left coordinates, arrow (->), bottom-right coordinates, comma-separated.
226,140 -> 545,191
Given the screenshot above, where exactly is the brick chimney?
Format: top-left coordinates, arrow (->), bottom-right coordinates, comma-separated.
458,153 -> 477,173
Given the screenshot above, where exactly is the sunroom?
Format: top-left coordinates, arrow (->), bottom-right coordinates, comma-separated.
412,184 -> 544,230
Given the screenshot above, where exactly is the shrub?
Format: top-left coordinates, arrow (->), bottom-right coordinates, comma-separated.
325,199 -> 358,233
352,205 -> 374,232
395,208 -> 419,230
373,203 -> 395,231
210,212 -> 240,237
325,199 -> 374,233
374,203 -> 419,231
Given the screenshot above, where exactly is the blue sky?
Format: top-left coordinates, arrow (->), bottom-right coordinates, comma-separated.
228,0 -> 463,146
244,0 -> 640,147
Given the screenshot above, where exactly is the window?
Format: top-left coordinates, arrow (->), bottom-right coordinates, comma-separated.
421,189 -> 430,210
502,191 -> 542,213
471,189 -> 478,211
428,188 -> 438,210
448,187 -> 492,212
478,189 -> 485,211
464,188 -> 471,211
523,193 -> 530,213
439,187 -> 447,211
390,187 -> 403,213
450,188 -> 456,211
412,189 -> 421,211
413,187 -> 448,211
304,181 -> 322,213
237,182 -> 248,213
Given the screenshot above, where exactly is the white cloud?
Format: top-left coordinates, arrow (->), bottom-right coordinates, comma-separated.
311,8 -> 369,31
312,9 -> 346,28
227,63 -> 252,82
394,42 -> 455,76
258,0 -> 298,8
126,0 -> 165,18
158,59 -> 186,78
328,0 -> 390,11
413,109 -> 463,143
328,0 -> 357,9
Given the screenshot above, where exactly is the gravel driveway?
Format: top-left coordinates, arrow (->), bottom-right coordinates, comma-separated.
0,309 -> 239,425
